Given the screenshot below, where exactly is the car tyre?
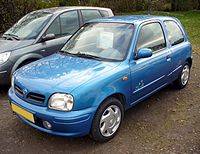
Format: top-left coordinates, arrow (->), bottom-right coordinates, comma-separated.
90,97 -> 124,142
174,62 -> 190,89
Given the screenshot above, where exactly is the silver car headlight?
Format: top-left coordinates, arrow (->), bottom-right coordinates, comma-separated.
48,93 -> 74,111
0,52 -> 11,64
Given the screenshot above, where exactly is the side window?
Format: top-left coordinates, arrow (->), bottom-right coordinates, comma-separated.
46,17 -> 61,38
164,21 -> 184,46
81,10 -> 102,23
136,22 -> 166,52
60,11 -> 79,36
100,10 -> 109,17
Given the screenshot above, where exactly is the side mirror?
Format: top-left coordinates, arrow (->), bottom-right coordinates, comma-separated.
41,34 -> 55,42
135,48 -> 153,59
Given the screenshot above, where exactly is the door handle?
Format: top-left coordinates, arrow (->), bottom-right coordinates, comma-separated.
166,55 -> 171,61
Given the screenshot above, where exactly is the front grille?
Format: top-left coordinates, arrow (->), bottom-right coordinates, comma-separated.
15,85 -> 23,97
14,84 -> 45,105
27,93 -> 45,104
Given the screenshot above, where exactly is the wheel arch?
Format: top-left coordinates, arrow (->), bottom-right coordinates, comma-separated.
98,92 -> 128,111
186,57 -> 192,68
11,53 -> 43,75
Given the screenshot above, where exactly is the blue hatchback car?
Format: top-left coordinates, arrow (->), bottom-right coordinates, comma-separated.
9,15 -> 192,142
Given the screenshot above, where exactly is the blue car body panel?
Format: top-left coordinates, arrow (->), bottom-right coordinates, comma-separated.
8,15 -> 192,137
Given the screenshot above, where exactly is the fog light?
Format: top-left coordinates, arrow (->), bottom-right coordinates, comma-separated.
43,121 -> 52,130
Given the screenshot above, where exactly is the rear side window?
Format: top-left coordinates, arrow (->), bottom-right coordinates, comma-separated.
81,10 -> 102,23
164,21 -> 184,46
136,22 -> 166,52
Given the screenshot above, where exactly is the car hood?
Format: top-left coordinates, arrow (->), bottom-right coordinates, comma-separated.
15,53 -> 120,94
0,38 -> 34,53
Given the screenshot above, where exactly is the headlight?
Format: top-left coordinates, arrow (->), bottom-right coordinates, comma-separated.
0,52 -> 11,64
48,93 -> 73,111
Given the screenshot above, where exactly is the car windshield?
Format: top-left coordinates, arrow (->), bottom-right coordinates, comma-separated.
3,11 -> 52,40
61,22 -> 134,61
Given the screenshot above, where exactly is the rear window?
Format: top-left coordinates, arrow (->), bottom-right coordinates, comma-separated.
164,20 -> 184,46
81,10 -> 102,23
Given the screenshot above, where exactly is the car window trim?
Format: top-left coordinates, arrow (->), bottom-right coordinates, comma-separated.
78,9 -> 84,26
134,21 -> 167,59
163,20 -> 185,47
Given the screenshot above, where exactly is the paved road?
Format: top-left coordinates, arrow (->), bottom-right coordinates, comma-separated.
0,53 -> 200,154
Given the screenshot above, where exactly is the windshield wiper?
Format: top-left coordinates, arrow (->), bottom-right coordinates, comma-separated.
63,51 -> 103,61
76,52 -> 103,60
3,33 -> 20,40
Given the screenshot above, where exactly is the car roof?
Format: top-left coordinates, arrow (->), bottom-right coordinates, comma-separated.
88,15 -> 177,24
31,6 -> 111,14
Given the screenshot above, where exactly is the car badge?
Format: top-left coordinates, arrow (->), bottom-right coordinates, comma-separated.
23,88 -> 28,95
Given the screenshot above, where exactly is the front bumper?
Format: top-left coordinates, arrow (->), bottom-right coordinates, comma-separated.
0,70 -> 10,85
8,89 -> 97,137
0,61 -> 13,85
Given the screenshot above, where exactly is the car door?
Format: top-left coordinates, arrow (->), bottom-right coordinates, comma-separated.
129,21 -> 171,105
163,20 -> 191,81
35,10 -> 80,57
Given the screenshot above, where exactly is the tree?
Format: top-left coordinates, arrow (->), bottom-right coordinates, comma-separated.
198,0 -> 200,10
147,0 -> 152,14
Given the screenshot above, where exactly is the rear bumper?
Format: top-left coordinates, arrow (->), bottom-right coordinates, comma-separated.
8,88 -> 97,137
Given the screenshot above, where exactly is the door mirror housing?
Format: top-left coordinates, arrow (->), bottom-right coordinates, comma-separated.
135,48 -> 153,59
41,34 -> 55,42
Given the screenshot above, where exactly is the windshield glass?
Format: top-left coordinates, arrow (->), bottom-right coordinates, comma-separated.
4,11 -> 52,40
61,23 -> 134,61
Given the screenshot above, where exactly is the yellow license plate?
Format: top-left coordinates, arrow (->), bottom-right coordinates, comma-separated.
11,103 -> 35,123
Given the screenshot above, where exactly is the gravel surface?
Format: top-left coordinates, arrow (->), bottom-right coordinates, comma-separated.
0,53 -> 200,154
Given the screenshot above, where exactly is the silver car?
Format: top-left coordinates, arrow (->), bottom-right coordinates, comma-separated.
0,6 -> 113,85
